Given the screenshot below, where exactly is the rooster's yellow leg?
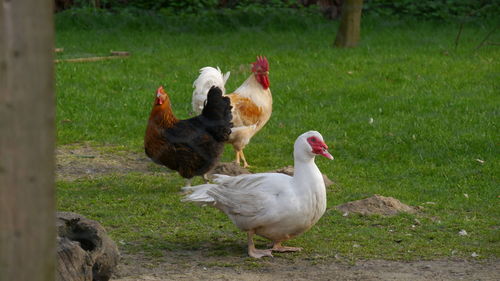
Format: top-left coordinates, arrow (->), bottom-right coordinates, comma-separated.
234,150 -> 241,166
271,242 -> 302,252
240,150 -> 249,168
202,174 -> 209,183
247,230 -> 273,258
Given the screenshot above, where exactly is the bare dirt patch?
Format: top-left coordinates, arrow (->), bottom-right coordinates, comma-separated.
336,195 -> 418,216
56,143 -> 153,181
112,252 -> 499,281
208,162 -> 251,177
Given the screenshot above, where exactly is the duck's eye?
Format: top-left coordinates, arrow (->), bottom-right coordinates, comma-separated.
308,137 -> 317,143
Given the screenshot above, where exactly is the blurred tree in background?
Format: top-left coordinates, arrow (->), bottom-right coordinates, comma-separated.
334,0 -> 363,48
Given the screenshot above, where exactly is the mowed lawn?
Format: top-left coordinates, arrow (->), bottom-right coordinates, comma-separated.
55,17 -> 499,261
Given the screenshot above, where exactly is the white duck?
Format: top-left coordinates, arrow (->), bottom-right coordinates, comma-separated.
182,131 -> 333,258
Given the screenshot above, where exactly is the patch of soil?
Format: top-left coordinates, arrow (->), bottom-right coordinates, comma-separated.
208,162 -> 251,177
336,195 -> 418,216
56,144 -> 153,181
111,252 -> 499,281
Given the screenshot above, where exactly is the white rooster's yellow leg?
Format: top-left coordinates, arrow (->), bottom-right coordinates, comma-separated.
239,150 -> 249,168
247,230 -> 273,258
202,174 -> 209,183
234,150 -> 241,166
271,242 -> 302,252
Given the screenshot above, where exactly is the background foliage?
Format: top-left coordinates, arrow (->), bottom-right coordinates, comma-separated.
365,0 -> 500,21
56,0 -> 500,21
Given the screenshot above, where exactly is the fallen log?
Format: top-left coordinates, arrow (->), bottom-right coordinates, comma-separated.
55,51 -> 129,63
56,212 -> 120,281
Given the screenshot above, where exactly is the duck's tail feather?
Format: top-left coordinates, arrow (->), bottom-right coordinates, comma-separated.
181,183 -> 216,204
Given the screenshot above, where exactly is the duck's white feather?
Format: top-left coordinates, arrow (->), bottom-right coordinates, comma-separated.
183,131 -> 332,243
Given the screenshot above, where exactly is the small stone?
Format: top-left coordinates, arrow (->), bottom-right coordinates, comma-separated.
458,230 -> 468,236
471,252 -> 479,258
422,265 -> 432,270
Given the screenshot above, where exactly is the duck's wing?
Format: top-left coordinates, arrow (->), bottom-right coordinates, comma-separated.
209,173 -> 292,218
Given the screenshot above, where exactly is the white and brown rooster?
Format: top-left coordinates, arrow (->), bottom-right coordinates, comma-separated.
192,56 -> 272,168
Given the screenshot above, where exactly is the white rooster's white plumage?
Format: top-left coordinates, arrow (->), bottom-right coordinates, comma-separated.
183,131 -> 334,258
192,57 -> 272,168
192,66 -> 230,114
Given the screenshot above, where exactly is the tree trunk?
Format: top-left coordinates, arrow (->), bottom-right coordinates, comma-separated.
334,0 -> 364,48
0,1 -> 56,281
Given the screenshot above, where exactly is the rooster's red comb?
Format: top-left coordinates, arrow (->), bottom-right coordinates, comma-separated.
252,56 -> 269,73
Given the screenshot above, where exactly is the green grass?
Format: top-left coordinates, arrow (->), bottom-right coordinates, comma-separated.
55,15 -> 499,261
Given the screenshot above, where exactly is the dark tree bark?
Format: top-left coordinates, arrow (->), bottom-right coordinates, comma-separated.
0,0 -> 56,281
334,0 -> 364,48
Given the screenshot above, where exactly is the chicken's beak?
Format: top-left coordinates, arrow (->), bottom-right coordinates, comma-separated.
156,90 -> 163,105
155,86 -> 165,105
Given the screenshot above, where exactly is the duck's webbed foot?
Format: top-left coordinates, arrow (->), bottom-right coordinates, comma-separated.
247,230 -> 273,258
249,248 -> 273,258
271,242 -> 302,252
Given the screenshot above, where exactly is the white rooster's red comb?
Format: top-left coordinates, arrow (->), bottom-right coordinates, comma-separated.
252,56 -> 269,73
